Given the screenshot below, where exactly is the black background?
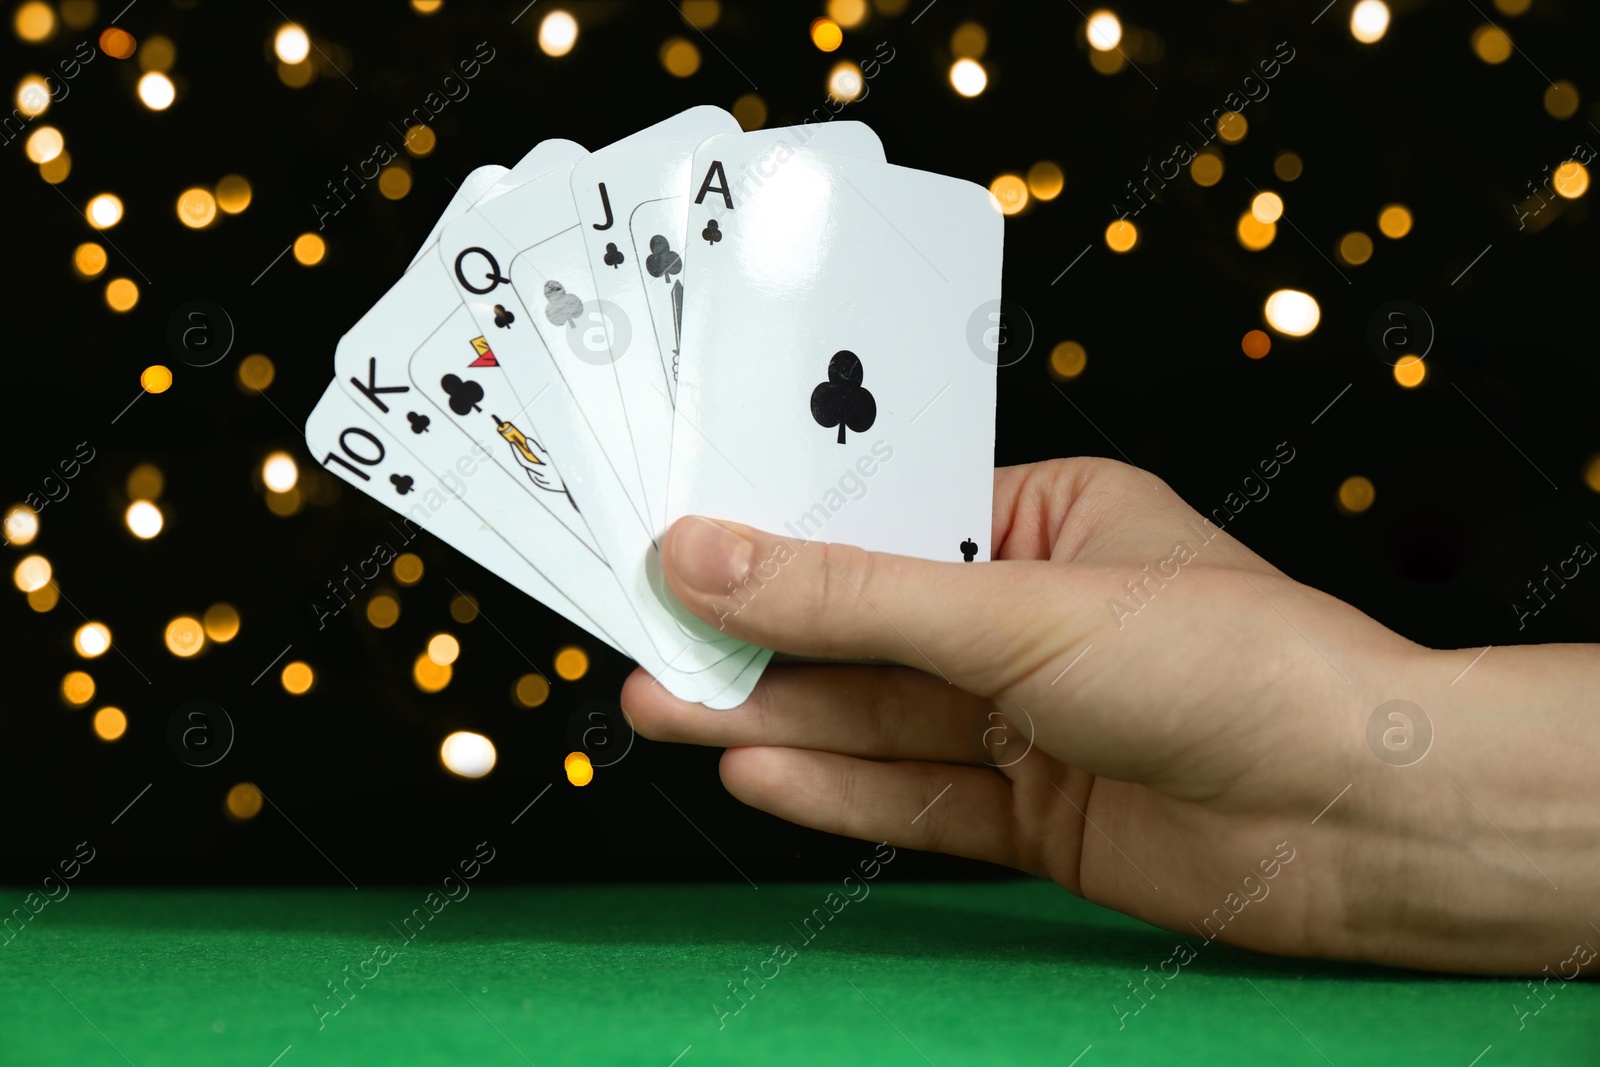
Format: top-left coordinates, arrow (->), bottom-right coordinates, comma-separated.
2,0 -> 1596,886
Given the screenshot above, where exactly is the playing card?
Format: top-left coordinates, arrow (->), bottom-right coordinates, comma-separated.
408,163 -> 509,270
669,139 -> 1004,564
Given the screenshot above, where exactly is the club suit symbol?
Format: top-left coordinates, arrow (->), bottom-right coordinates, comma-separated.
406,411 -> 430,434
493,304 -> 515,329
603,242 -> 625,268
702,219 -> 722,245
439,373 -> 484,415
390,473 -> 415,495
810,350 -> 876,444
645,235 -> 682,283
543,280 -> 584,329
960,538 -> 978,562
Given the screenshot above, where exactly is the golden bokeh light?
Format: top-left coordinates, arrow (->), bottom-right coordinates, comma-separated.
1471,24 -> 1511,64
127,463 -> 164,500
1584,456 -> 1600,493
263,486 -> 302,517
15,2 -> 56,42
74,622 -> 112,659
554,646 -> 590,681
406,125 -> 436,157
13,554 -> 51,593
30,583 -> 58,614
413,652 -> 453,693
274,24 -> 310,64
262,451 -> 298,493
379,164 -> 412,200
17,74 -> 50,117
277,59 -> 313,88
203,603 -> 241,642
5,504 -> 40,546
1089,47 -> 1127,75
140,364 -> 172,393
281,661 -> 314,695
440,731 -> 496,779
93,706 -> 127,741
1027,161 -> 1064,201
1338,475 -> 1376,514
74,242 -> 107,278
828,60 -> 864,101
1350,0 -> 1390,44
989,174 -> 1028,216
293,233 -> 326,266
99,26 -> 136,58
39,149 -> 71,184
226,782 -> 263,820
1086,10 -> 1122,51
394,552 -> 424,585
1393,355 -> 1426,388
515,673 -> 550,708
1105,219 -> 1138,252
538,10 -> 578,56
57,0 -> 91,25
949,58 -> 987,97
951,21 -> 988,58
106,278 -> 140,312
1250,191 -> 1284,224
125,500 -> 164,539
137,71 -> 175,110
1236,211 -> 1276,251
875,0 -> 909,13
1339,231 -> 1374,265
176,187 -> 218,229
1274,151 -> 1304,181
165,615 -> 205,658
1263,289 -> 1320,337
62,671 -> 95,707
810,17 -> 844,52
732,92 -> 766,130
427,632 -> 461,666
1378,203 -> 1413,238
1048,341 -> 1087,380
1241,329 -> 1272,360
24,125 -> 62,163
1190,151 -> 1223,187
449,594 -> 479,623
1553,161 -> 1589,199
682,0 -> 721,28
139,34 -> 174,71
827,0 -> 867,27
366,593 -> 400,629
1493,0 -> 1530,12
660,37 -> 701,78
1544,81 -> 1579,120
238,353 -> 275,391
1216,111 -> 1247,143
87,193 -> 124,229
412,0 -> 444,13
565,751 -> 594,787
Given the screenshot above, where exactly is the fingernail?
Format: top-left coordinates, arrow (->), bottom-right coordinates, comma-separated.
668,517 -> 754,595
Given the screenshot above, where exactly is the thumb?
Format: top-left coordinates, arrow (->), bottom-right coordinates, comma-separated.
659,516 -> 1093,698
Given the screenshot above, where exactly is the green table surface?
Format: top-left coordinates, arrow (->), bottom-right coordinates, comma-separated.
3,883 -> 1594,1065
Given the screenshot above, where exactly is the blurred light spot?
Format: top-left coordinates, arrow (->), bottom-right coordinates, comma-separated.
1236,212 -> 1276,251
1086,9 -> 1121,50
428,632 -> 461,666
1493,0 -> 1531,12
367,593 -> 400,628
412,0 -> 443,11
281,661 -> 314,695
810,17 -> 844,52
1216,111 -> 1247,143
1273,151 -> 1303,181
1251,191 -> 1284,223
951,21 -> 987,58
1393,354 -> 1426,388
177,187 -> 217,229
238,353 -> 275,391
413,653 -> 452,693
1471,24 -> 1511,64
515,673 -> 550,707
1048,341 -> 1087,380
1105,219 -> 1138,252
1378,203 -> 1412,238
1544,80 -> 1579,119
139,34 -> 174,71
828,60 -> 864,101
15,2 -> 55,42
1584,456 -> 1600,493
74,242 -> 107,278
277,59 -> 313,88
1027,161 -> 1064,201
93,706 -> 127,741
99,26 -> 136,58
1190,151 -> 1223,186
165,616 -> 205,658
13,554 -> 51,592
989,174 -> 1028,216
31,582 -> 58,613
1350,0 -> 1390,43
203,603 -> 240,642
554,646 -> 589,681
949,58 -> 987,97
4,504 -> 39,545
262,451 -> 298,493
274,24 -> 310,63
226,782 -> 263,819
137,72 -> 175,110
38,149 -> 70,184
1089,46 -> 1126,74
874,0 -> 908,12
216,174 -> 252,214
1339,231 -> 1374,265
394,553 -> 424,585
62,671 -> 95,706
106,278 -> 140,312
405,124 -> 436,157
87,193 -> 124,228
140,364 -> 172,393
660,37 -> 701,77
127,463 -> 163,500
17,74 -> 50,116
1264,289 -> 1320,336
828,0 -> 868,27
294,233 -> 326,266
449,594 -> 479,623
682,0 -> 721,28
538,11 -> 577,56
1553,161 -> 1589,199
126,500 -> 163,539
732,92 -> 766,130
565,751 -> 594,786
24,125 -> 62,163
263,486 -> 302,517
441,731 -> 496,779
1241,329 -> 1271,360
75,622 -> 112,658
1339,475 -> 1376,514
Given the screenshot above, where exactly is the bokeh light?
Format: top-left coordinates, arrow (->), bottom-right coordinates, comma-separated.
1236,211 -> 1276,251
1190,151 -> 1223,187
140,364 -> 172,393
414,653 -> 452,693
1553,161 -> 1588,199
1241,329 -> 1272,360
1338,476 -> 1376,514
1216,111 -> 1247,143
1086,10 -> 1122,51
1048,341 -> 1087,380
262,452 -> 299,493
731,92 -> 766,130
99,26 -> 136,58
660,37 -> 701,77
13,554 -> 51,592
1104,219 -> 1138,252
293,233 -> 326,266
238,354 -> 275,392
1471,24 -> 1511,64
1350,0 -> 1390,44
515,673 -> 550,707
367,593 -> 400,628
1339,231 -> 1374,265
24,125 -> 62,163
810,17 -> 844,52
93,707 -> 127,742
4,504 -> 40,546
1250,191 -> 1284,224
394,553 -> 424,585
126,500 -> 164,539
949,58 -> 987,97
538,11 -> 577,56
682,0 -> 721,28
74,242 -> 107,278
62,671 -> 95,707
989,174 -> 1028,216
1493,0 -> 1531,12
449,594 -> 479,623
1544,80 -> 1579,120
281,661 -> 314,695
177,187 -> 218,229
1584,456 -> 1600,493
1393,355 -> 1426,388
441,731 -> 497,779
274,24 -> 310,64
15,2 -> 55,42
951,21 -> 987,58
378,164 -> 412,200
139,34 -> 174,71
828,61 -> 864,101
1263,289 -> 1320,337
554,646 -> 590,681
827,0 -> 867,27
427,632 -> 461,666
405,125 -> 436,157
1026,161 -> 1064,201
87,193 -> 124,229
38,150 -> 70,184
74,622 -> 112,659
1274,151 -> 1304,181
203,603 -> 241,642
226,783 -> 263,820
412,0 -> 444,13
1378,204 -> 1413,238
165,616 -> 206,658
16,74 -> 50,116
106,278 -> 140,312
137,72 -> 175,110
127,463 -> 163,500
565,751 -> 594,787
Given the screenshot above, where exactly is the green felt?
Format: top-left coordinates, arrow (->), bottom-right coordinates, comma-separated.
2,883 -> 1593,1065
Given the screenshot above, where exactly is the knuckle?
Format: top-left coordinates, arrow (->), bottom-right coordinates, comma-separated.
815,540 -> 875,620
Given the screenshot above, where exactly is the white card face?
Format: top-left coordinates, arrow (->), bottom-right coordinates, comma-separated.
669,141 -> 1004,564
305,382 -> 618,652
